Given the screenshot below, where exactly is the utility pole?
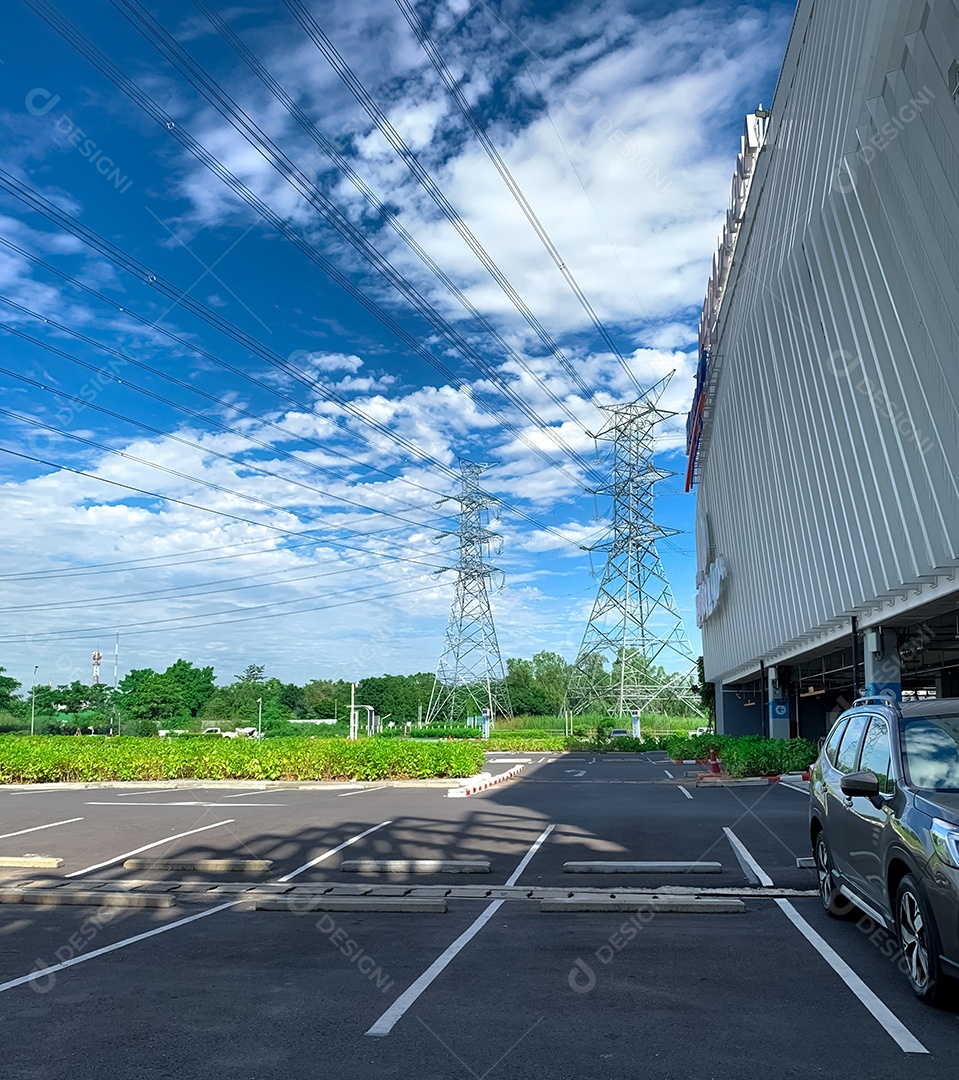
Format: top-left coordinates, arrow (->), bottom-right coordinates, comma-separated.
349,682 -> 357,740
427,459 -> 512,725
566,381 -> 703,720
30,664 -> 38,736
257,697 -> 263,738
113,623 -> 120,736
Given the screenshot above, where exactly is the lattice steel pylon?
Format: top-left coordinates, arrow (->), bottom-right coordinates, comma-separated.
427,459 -> 512,724
566,379 -> 702,719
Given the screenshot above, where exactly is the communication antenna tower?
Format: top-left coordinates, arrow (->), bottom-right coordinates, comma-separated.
566,379 -> 702,719
427,459 -> 512,724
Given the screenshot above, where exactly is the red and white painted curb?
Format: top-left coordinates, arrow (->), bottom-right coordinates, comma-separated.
448,763 -> 525,798
695,770 -> 811,786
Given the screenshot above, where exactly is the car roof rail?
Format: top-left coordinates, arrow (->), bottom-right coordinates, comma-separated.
851,696 -> 900,710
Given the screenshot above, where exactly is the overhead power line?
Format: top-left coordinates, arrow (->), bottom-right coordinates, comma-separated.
0,579 -> 441,643
0,550 -> 441,615
0,444 -> 452,572
0,532 -> 387,582
0,235 -> 454,503
281,0 -> 601,404
0,188 -> 583,551
395,0 -> 646,395
26,0 -> 599,492
0,316 -> 457,536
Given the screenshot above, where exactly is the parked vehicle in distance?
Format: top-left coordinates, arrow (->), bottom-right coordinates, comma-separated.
201,728 -> 223,736
609,729 -> 630,740
809,696 -> 959,1004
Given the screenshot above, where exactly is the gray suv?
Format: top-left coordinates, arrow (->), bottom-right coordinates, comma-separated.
809,697 -> 959,1005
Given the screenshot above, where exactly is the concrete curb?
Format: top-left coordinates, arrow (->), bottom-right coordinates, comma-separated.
0,856 -> 64,868
0,778 -> 467,792
563,861 -> 723,874
695,771 -> 811,787
123,858 -> 273,872
340,860 -> 490,874
0,889 -> 176,908
253,896 -> 447,913
540,896 -> 745,914
448,763 -> 525,797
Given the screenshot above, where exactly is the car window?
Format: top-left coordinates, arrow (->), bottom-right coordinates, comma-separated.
900,714 -> 959,791
835,713 -> 869,774
823,718 -> 848,768
858,715 -> 893,794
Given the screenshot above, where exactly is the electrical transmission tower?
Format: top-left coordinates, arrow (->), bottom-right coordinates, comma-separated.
427,459 -> 512,724
566,380 -> 702,719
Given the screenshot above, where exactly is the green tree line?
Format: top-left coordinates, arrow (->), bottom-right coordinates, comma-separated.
0,649 -> 701,736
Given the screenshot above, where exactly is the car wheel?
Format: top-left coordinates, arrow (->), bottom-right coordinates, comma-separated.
814,831 -> 855,918
896,875 -> 946,1005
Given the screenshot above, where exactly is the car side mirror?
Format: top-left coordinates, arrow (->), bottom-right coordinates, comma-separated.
840,770 -> 880,798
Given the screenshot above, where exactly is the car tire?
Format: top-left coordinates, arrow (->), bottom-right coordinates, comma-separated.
895,875 -> 947,1005
814,830 -> 856,919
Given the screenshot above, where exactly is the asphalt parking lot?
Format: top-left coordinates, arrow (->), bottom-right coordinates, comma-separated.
1,752 -> 957,1079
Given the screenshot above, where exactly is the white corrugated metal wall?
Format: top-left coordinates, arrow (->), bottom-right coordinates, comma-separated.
696,0 -> 959,684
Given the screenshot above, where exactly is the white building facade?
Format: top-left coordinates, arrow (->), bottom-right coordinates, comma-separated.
688,0 -> 959,738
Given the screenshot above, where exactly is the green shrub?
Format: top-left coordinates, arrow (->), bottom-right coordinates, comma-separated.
604,735 -> 669,753
663,733 -> 817,777
0,735 -> 485,783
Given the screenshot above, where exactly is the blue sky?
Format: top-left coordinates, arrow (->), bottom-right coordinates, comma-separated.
0,0 -> 791,690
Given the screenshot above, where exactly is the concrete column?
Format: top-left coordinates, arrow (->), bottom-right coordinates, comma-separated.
767,667 -> 791,740
864,628 -> 901,702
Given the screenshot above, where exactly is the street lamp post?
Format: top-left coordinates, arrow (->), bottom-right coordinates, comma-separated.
257,697 -> 263,738
30,665 -> 38,736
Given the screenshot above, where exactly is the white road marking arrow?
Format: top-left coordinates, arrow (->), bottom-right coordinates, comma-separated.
564,769 -> 586,777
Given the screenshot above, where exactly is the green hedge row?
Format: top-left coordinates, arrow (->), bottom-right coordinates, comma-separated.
0,735 -> 485,783
663,733 -> 817,777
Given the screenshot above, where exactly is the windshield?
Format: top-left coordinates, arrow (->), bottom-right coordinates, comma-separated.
900,714 -> 959,790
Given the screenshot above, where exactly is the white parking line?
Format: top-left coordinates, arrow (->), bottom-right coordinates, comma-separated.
779,781 -> 810,794
723,827 -> 773,886
0,817 -> 83,841
663,769 -> 674,778
277,820 -> 392,882
66,820 -> 236,878
336,787 -> 383,797
504,823 -> 554,886
724,833 -> 928,1055
678,786 -> 693,799
0,902 -> 238,995
366,823 -> 554,1037
84,801 -> 286,808
775,900 -> 928,1054
113,790 -> 172,797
